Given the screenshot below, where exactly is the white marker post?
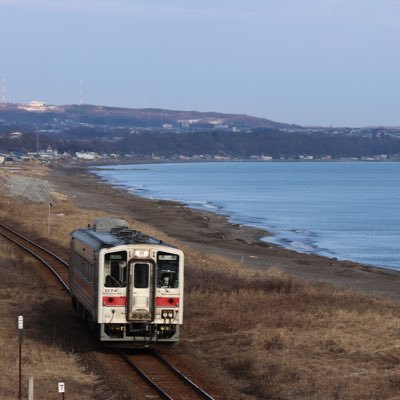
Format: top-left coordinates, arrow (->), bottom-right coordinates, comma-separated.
18,316 -> 24,399
28,376 -> 34,400
58,382 -> 65,400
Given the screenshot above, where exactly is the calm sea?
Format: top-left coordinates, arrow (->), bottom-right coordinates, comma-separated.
92,162 -> 400,270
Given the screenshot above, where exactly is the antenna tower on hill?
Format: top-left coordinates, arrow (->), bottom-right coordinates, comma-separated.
80,80 -> 83,105
1,78 -> 5,104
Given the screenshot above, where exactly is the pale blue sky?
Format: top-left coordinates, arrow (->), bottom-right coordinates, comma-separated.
1,0 -> 400,126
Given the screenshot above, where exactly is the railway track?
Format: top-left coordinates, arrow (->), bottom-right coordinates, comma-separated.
0,223 -> 70,292
0,224 -> 219,400
120,350 -> 216,400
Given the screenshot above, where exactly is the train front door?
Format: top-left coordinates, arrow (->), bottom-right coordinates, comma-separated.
127,261 -> 154,321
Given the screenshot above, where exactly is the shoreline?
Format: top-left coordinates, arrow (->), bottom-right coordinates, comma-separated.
89,160 -> 399,272
48,163 -> 400,299
91,163 -> 274,240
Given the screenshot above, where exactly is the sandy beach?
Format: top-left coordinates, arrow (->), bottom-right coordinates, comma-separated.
49,163 -> 400,299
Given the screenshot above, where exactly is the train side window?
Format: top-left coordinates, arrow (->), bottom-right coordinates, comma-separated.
104,251 -> 127,288
157,252 -> 179,288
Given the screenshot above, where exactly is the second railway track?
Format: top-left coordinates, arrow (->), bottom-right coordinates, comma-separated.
0,223 -> 70,292
0,224 -> 220,400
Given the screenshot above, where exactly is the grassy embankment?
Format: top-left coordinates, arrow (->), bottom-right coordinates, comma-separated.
1,166 -> 400,399
0,238 -> 103,400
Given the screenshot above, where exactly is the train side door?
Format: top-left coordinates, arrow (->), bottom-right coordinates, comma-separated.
127,261 -> 154,321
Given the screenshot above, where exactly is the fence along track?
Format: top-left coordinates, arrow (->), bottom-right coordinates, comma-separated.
0,175 -> 54,203
0,225 -> 219,400
0,224 -> 70,293
120,350 -> 217,400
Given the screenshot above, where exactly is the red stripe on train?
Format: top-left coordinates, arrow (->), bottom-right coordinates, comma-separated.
102,296 -> 127,306
155,297 -> 179,307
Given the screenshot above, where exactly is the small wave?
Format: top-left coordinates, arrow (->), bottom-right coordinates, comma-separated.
291,228 -> 315,237
289,241 -> 317,252
187,200 -> 219,211
92,167 -> 148,171
124,183 -> 145,190
263,234 -> 324,255
131,184 -> 145,191
127,188 -> 148,195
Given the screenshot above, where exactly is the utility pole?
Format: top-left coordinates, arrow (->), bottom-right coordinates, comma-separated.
1,78 -> 5,104
47,202 -> 52,235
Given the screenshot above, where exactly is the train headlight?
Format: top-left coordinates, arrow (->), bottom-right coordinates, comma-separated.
161,310 -> 174,319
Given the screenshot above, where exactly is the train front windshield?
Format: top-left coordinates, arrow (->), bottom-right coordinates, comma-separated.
157,252 -> 179,288
104,251 -> 127,287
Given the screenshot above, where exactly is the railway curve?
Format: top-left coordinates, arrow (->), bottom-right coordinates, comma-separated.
0,224 -> 222,400
0,223 -> 70,292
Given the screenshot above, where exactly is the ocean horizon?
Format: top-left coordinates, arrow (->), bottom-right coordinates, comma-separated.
92,161 -> 400,271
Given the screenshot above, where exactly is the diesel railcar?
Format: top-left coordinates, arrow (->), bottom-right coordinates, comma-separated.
69,218 -> 184,345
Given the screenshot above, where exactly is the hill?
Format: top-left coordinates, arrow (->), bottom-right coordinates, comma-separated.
2,102 -> 400,161
0,103 -> 296,129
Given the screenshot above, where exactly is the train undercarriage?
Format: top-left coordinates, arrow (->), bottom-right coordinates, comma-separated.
72,296 -> 179,346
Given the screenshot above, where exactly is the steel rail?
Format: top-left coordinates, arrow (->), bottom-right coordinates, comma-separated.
119,350 -> 216,400
0,223 -> 69,267
0,224 -> 70,293
119,351 -> 174,400
153,350 -> 216,400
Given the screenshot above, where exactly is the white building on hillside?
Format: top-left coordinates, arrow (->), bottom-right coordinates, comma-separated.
18,101 -> 57,112
75,151 -> 97,160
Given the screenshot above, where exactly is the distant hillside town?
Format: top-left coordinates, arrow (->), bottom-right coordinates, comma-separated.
1,102 -> 400,163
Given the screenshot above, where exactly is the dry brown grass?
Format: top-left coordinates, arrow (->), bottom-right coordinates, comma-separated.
183,262 -> 400,399
2,165 -> 400,399
0,239 -> 101,400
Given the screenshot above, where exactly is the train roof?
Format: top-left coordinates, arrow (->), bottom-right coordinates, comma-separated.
71,218 -> 174,252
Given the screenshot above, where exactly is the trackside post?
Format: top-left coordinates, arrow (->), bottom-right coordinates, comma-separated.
28,376 -> 34,400
18,315 -> 23,399
58,382 -> 65,400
